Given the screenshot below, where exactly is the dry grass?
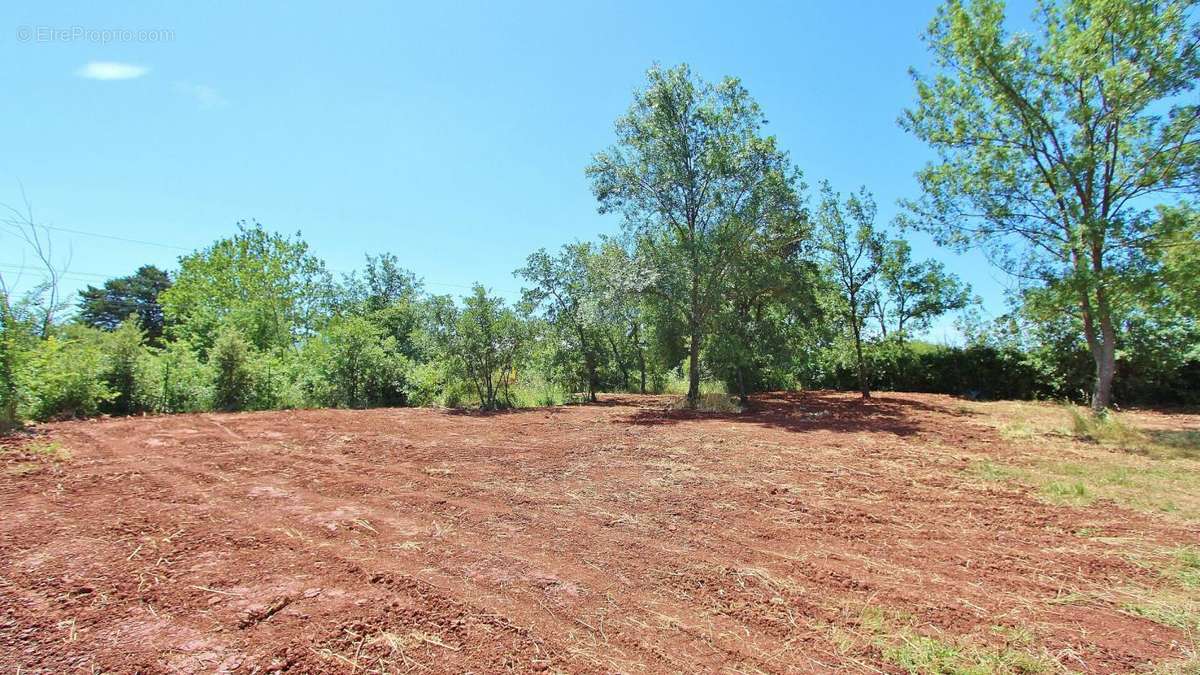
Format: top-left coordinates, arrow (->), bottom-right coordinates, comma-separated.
664,392 -> 744,413
965,401 -> 1200,521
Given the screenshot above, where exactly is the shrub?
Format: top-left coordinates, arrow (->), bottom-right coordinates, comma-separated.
0,299 -> 36,429
209,326 -> 255,411
101,318 -> 148,415
137,340 -> 211,413
300,316 -> 410,408
24,328 -> 113,420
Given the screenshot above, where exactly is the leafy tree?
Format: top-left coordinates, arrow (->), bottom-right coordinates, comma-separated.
588,64 -> 803,406
815,182 -> 884,398
137,340 -> 210,413
304,316 -> 410,408
592,237 -> 656,393
101,318 -> 148,415
902,0 -> 1200,410
708,202 -> 818,403
517,243 -> 606,401
1150,204 -> 1200,320
340,253 -> 423,314
210,326 -> 255,411
0,289 -> 35,429
78,265 -> 172,343
24,326 -> 113,420
873,239 -> 972,341
427,286 -> 527,410
160,222 -> 335,353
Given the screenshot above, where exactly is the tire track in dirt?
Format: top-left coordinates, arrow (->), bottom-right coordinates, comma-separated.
2,392 -> 1196,672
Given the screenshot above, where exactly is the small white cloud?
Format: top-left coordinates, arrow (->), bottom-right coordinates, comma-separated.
77,61 -> 148,80
175,82 -> 228,109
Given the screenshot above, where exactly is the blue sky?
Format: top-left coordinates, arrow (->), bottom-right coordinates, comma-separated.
2,1 -> 1036,341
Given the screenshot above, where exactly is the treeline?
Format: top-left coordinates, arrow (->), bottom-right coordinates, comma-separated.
1,199 -> 1194,429
4,0 -> 1200,427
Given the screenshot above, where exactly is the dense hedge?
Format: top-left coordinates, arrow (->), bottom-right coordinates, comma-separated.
810,341 -> 1200,405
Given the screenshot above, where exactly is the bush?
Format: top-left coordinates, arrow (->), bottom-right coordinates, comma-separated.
24,328 -> 113,420
209,326 -> 255,411
300,316 -> 410,408
0,301 -> 36,429
101,319 -> 148,415
137,340 -> 211,413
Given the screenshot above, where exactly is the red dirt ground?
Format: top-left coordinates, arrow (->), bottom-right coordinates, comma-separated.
1,392 -> 1196,673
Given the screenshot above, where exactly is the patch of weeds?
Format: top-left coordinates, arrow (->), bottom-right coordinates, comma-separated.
1066,406 -> 1200,461
823,604 -> 1060,674
1068,406 -> 1143,446
1000,421 -> 1036,440
1171,547 -> 1200,588
1041,480 -> 1091,505
970,460 -> 1026,482
884,634 -> 962,673
25,441 -> 71,461
1147,430 -> 1200,460
2,440 -> 72,476
970,449 -> 1200,521
6,462 -> 41,476
1121,597 -> 1200,632
658,375 -> 727,397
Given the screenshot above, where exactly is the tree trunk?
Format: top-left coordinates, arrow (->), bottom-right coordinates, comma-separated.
586,354 -> 598,403
687,271 -> 702,406
687,323 -> 701,405
633,322 -> 647,394
850,308 -> 870,399
1081,242 -> 1117,413
606,331 -> 629,391
1091,297 -> 1118,413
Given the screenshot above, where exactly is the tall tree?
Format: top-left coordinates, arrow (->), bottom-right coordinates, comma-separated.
815,182 -> 884,399
592,237 -> 654,394
902,0 -> 1200,411
160,221 -> 335,353
427,286 -> 527,410
588,64 -> 803,406
517,243 -> 605,402
873,239 -> 971,341
78,265 -> 172,343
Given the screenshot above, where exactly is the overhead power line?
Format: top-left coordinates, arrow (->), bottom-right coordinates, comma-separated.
32,224 -> 194,252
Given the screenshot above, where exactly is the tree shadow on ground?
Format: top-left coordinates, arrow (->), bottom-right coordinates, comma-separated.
1144,430 -> 1200,460
619,390 -> 978,437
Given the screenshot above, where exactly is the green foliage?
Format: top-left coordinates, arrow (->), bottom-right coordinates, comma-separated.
588,63 -> 805,405
23,326 -> 113,420
160,221 -> 335,353
874,239 -> 971,340
301,315 -> 410,408
2,50 -> 1195,430
422,286 -> 527,410
77,265 -> 171,343
136,339 -> 210,413
902,0 -> 1200,410
815,182 -> 884,398
209,326 -> 256,411
0,290 -> 35,429
517,242 -> 609,401
100,318 -> 148,415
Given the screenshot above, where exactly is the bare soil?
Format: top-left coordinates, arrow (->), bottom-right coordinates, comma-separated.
1,392 -> 1196,673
